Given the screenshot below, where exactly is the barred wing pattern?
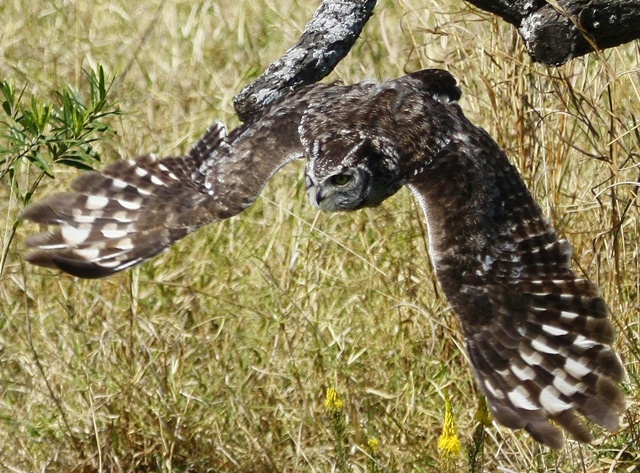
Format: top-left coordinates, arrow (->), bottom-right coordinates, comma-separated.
407,128 -> 625,448
22,85 -> 328,278
23,124 -> 227,277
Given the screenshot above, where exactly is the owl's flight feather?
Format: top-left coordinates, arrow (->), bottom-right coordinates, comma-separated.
22,69 -> 624,448
24,124 -> 228,277
22,85 -> 327,277
406,129 -> 624,448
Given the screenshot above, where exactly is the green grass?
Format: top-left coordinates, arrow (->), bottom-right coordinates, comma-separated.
1,0 -> 640,471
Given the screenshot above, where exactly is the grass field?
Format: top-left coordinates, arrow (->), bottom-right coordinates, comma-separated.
1,0 -> 639,471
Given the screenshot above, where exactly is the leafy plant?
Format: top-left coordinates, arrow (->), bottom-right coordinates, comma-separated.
0,65 -> 122,273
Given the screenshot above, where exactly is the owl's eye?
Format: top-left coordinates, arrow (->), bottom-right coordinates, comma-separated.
329,173 -> 352,186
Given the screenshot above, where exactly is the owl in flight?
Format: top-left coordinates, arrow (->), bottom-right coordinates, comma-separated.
23,69 -> 624,448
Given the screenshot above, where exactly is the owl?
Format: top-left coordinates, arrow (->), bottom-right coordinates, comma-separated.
22,69 -> 624,448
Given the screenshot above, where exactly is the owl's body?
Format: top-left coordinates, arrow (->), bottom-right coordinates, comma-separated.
23,69 -> 624,448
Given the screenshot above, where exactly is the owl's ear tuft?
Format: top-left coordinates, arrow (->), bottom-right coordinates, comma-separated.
407,69 -> 462,103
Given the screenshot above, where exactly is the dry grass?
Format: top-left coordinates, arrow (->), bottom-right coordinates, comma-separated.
1,0 -> 639,471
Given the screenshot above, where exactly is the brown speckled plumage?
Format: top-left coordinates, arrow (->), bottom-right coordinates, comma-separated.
23,69 -> 624,447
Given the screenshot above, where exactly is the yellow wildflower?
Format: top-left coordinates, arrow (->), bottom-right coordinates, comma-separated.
438,395 -> 462,459
367,437 -> 380,453
366,436 -> 381,473
325,387 -> 344,412
474,395 -> 492,427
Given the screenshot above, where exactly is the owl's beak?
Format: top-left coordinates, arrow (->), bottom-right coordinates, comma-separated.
306,185 -> 326,209
315,187 -> 328,204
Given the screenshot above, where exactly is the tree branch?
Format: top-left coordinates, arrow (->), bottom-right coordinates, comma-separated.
466,0 -> 640,66
232,0 -> 639,119
233,0 -> 377,122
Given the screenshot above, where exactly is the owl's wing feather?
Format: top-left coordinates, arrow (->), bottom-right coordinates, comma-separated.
23,124 -> 226,277
408,129 -> 624,448
22,85 -> 324,278
465,278 -> 624,448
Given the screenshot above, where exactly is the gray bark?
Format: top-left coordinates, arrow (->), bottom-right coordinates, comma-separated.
466,0 -> 640,66
232,0 -> 640,119
233,0 -> 377,122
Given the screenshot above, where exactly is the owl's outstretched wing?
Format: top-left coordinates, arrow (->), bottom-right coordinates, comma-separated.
408,131 -> 624,448
23,124 -> 229,278
22,85 -> 328,278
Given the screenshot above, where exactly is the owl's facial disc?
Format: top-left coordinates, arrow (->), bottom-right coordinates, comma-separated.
305,168 -> 369,212
304,135 -> 405,212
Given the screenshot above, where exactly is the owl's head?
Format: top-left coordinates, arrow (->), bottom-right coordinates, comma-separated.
304,132 -> 404,212
301,68 -> 462,212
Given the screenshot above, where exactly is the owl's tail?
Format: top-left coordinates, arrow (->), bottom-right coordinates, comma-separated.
22,124 -> 227,278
